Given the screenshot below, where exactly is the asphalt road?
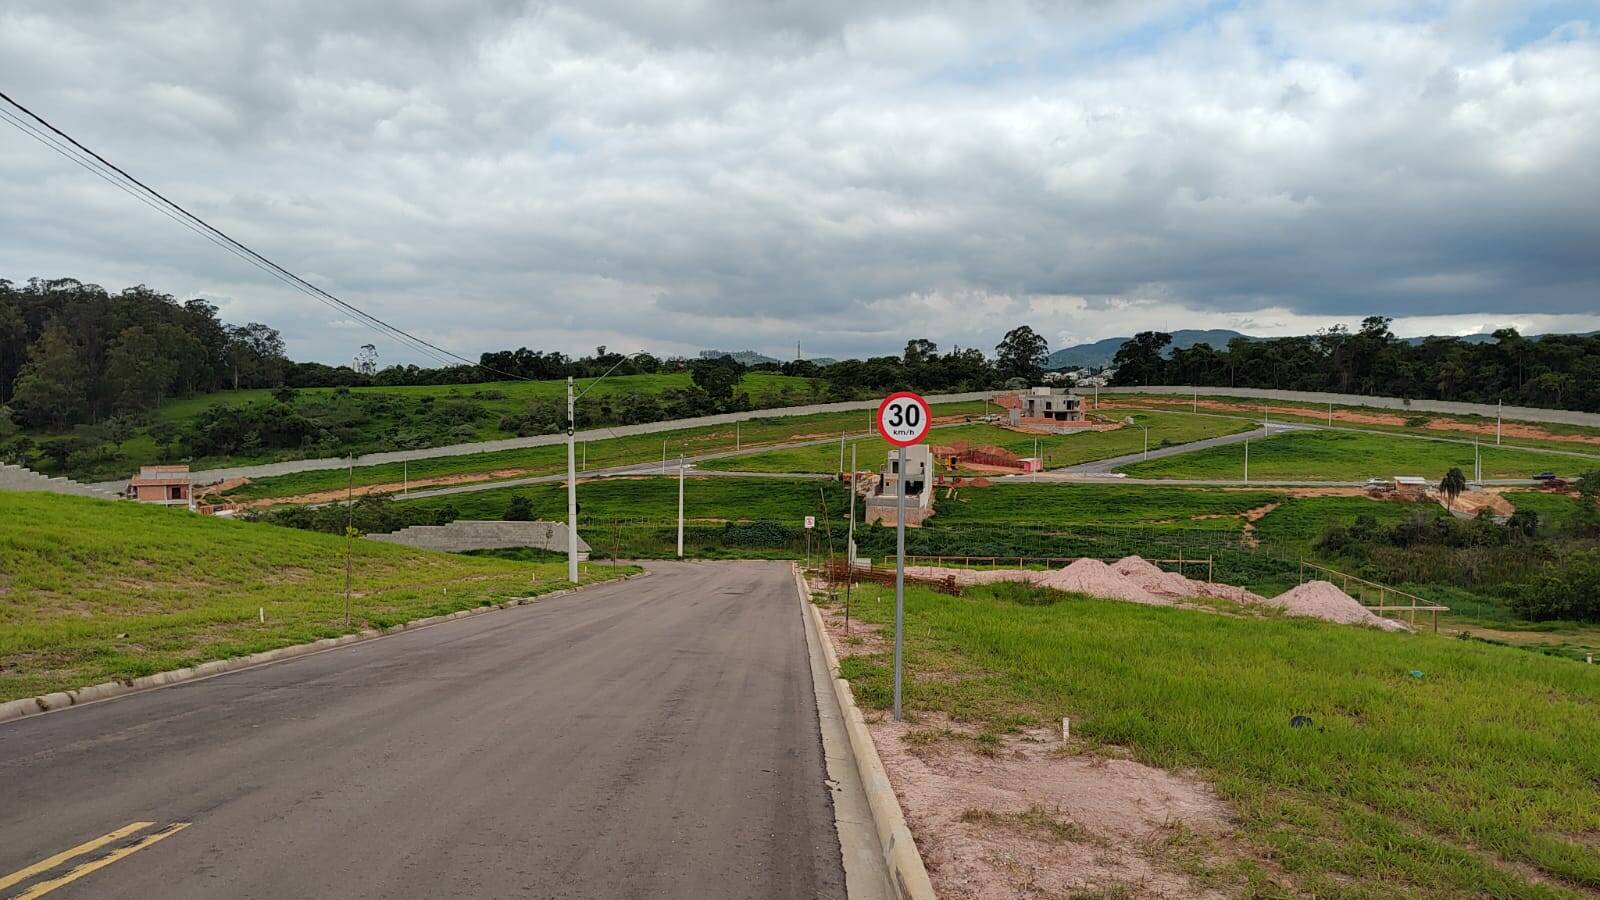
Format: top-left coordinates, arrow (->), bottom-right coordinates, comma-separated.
0,561 -> 846,899
92,390 -> 995,489
1052,423 -> 1302,474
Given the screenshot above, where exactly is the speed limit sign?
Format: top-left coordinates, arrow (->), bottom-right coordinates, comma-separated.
877,391 -> 931,447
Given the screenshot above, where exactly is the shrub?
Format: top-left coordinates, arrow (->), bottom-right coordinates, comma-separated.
504,495 -> 534,521
1510,551 -> 1600,622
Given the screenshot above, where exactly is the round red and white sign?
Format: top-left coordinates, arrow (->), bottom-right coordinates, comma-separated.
877,391 -> 931,447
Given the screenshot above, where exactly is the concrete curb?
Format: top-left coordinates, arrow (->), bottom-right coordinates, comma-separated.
793,564 -> 936,900
0,570 -> 649,726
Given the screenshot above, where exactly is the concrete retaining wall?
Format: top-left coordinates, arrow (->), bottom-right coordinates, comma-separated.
368,520 -> 590,557
94,391 -> 997,489
1096,385 -> 1600,428
0,463 -> 123,500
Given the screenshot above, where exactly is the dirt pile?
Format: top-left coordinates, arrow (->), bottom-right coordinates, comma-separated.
1266,580 -> 1410,631
904,557 -> 1407,631
1036,558 -> 1167,605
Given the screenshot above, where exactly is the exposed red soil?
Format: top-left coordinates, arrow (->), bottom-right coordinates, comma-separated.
1105,398 -> 1600,447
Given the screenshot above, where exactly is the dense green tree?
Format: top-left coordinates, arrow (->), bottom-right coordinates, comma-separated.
225,322 -> 287,389
104,326 -> 179,413
11,326 -> 88,427
1110,332 -> 1172,386
1439,467 -> 1467,510
994,326 -> 1048,383
690,355 -> 744,403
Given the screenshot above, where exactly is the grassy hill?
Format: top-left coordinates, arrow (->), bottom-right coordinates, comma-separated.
0,493 -> 632,701
225,402 -> 984,503
698,411 -> 1254,474
830,582 -> 1600,896
1116,429 -> 1597,481
14,372 -> 828,482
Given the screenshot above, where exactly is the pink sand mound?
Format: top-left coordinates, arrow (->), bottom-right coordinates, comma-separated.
1266,581 -> 1411,632
1035,558 -> 1168,606
1111,555 -> 1202,598
904,566 -> 1035,587
900,563 -> 1411,632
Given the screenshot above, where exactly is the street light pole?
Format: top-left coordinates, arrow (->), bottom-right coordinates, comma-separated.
1143,426 -> 1149,461
677,453 -> 685,558
566,377 -> 579,583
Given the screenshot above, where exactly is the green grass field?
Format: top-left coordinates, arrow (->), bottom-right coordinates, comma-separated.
1251,495 -> 1445,549
227,402 -> 984,501
0,493 -> 633,701
829,582 -> 1600,896
698,411 -> 1254,473
392,476 -> 848,524
1116,429 -> 1593,481
153,372 -> 819,422
931,483 -> 1280,530
1110,392 -> 1600,455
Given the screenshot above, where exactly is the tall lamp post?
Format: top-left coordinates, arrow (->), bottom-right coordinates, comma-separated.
566,352 -> 647,583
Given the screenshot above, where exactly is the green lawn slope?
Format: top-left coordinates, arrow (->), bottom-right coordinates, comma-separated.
831,582 -> 1600,896
0,493 -> 632,701
1117,429 -> 1596,481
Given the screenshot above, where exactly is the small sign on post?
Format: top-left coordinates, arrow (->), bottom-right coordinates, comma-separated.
876,390 -> 931,722
804,516 -> 816,530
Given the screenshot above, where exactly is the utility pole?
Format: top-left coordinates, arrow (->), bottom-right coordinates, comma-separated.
1474,436 -> 1481,484
839,431 -> 845,474
847,445 -> 857,564
566,377 -> 579,583
846,444 -> 856,633
661,440 -> 667,475
344,456 -> 353,626
1143,426 -> 1149,461
735,420 -> 740,451
1328,402 -> 1333,426
1244,438 -> 1250,484
1193,389 -> 1197,413
402,459 -> 407,497
582,442 -> 586,471
677,453 -> 685,558
893,444 -> 907,721
1496,399 -> 1502,445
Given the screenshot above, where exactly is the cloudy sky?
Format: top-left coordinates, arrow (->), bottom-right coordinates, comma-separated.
2,1 -> 1597,366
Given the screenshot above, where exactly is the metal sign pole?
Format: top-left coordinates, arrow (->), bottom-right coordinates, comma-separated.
894,444 -> 907,722
846,444 -> 856,634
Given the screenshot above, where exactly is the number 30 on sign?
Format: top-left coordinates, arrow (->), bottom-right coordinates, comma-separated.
877,391 -> 931,447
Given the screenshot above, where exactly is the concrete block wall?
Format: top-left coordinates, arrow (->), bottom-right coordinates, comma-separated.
367,520 -> 590,557
1098,385 -> 1600,428
0,463 -> 123,501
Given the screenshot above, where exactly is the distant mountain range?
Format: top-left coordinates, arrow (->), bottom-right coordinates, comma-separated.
1046,329 -> 1594,370
699,349 -> 781,366
1047,330 -> 1247,369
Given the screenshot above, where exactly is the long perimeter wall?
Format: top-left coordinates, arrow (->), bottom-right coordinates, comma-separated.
1095,385 -> 1600,429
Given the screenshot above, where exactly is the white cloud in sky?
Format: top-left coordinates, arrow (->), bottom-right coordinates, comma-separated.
1,0 -> 1597,364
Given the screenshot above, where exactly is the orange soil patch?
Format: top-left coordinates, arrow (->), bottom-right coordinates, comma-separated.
239,467 -> 537,508
1447,490 -> 1516,518
812,594 -> 1267,898
1106,398 -> 1600,447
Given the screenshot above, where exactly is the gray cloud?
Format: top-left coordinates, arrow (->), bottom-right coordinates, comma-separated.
1,0 -> 1597,366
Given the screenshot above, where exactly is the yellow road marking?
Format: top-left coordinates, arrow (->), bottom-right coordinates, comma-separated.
0,822 -> 153,892
9,822 -> 189,899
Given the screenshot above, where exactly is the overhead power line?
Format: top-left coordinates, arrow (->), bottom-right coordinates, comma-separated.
0,88 -> 527,378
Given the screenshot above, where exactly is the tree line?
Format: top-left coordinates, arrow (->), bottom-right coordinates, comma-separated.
1109,317 -> 1600,412
1,276 -> 1059,434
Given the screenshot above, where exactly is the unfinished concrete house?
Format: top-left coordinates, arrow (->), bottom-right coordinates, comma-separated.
864,444 -> 935,527
1008,386 -> 1085,427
